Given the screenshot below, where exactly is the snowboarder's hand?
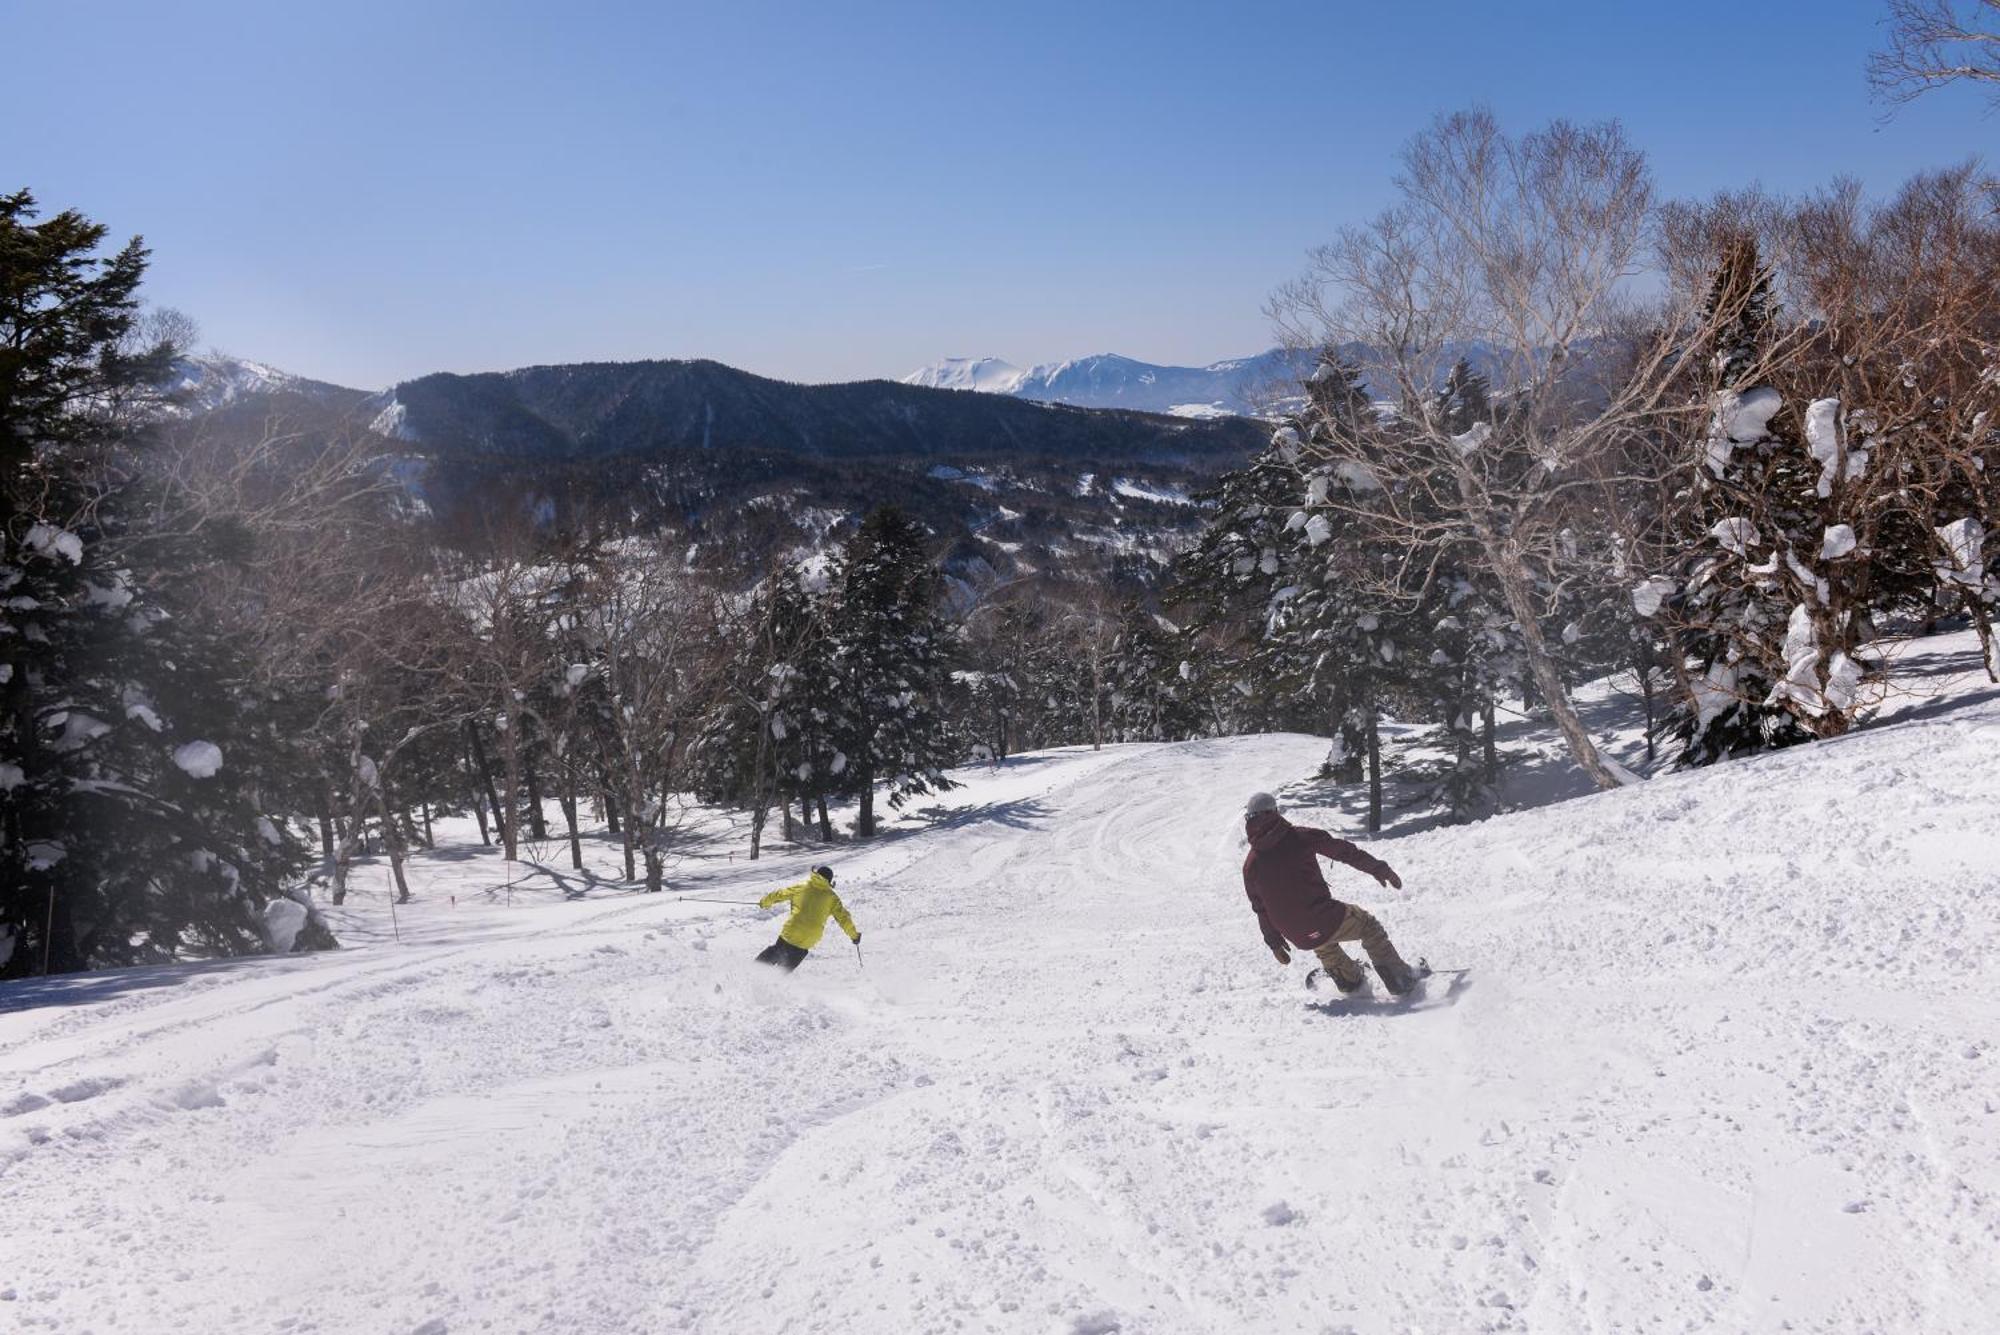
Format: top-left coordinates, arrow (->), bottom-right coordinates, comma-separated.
1376,867 -> 1403,890
852,932 -> 862,945
1271,945 -> 1291,966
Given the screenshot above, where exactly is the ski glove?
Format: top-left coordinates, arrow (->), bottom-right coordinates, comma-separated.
851,932 -> 863,945
1271,945 -> 1291,966
1376,868 -> 1403,890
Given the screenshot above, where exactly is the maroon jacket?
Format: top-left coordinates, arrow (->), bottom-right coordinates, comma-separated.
1242,811 -> 1393,953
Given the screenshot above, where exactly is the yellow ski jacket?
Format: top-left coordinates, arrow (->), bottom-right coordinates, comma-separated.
759,871 -> 859,951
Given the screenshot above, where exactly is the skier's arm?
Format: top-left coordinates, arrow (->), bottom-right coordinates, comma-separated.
758,884 -> 801,911
1306,829 -> 1402,889
829,893 -> 859,944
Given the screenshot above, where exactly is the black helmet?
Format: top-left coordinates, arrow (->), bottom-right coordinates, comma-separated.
814,864 -> 835,883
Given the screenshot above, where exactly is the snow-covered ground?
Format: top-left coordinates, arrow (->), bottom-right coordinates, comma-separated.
4,635 -> 1998,1333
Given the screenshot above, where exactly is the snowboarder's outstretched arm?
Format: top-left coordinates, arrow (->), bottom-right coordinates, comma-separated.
1303,829 -> 1402,889
829,893 -> 860,944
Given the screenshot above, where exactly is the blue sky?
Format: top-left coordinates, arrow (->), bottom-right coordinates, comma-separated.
3,0 -> 1990,389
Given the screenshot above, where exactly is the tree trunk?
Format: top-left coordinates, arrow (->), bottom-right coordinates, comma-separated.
618,777 -> 637,881
420,798 -> 434,848
816,793 -> 832,840
317,805 -> 335,861
560,780 -> 583,871
330,753 -> 365,905
466,721 -> 505,851
1089,642 -> 1106,750
4,649 -> 71,975
1365,708 -> 1383,834
42,880 -> 82,975
496,712 -> 522,861
644,847 -> 664,894
748,715 -> 773,862
857,770 -> 876,838
522,724 -> 549,841
1638,659 -> 1658,764
1490,547 -> 1621,790
1966,589 -> 1998,684
465,745 -> 491,845
1482,699 -> 1499,782
374,781 -> 412,905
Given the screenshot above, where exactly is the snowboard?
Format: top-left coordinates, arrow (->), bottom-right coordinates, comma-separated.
1303,957 -> 1469,1004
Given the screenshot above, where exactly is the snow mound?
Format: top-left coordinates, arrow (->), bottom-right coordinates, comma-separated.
171,740 -> 224,778
261,899 -> 310,953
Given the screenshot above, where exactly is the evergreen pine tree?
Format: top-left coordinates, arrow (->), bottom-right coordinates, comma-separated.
828,507 -> 958,837
2,190 -> 311,976
1662,238 -> 1815,764
1104,604 -> 1205,742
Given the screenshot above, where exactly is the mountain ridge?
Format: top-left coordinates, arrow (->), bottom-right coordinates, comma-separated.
903,348 -> 1307,416
164,353 -> 1270,584
379,357 -> 1267,464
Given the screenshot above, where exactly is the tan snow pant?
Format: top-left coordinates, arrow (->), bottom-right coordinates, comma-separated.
1312,906 -> 1412,992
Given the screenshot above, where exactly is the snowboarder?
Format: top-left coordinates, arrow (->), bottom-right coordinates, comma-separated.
754,864 -> 861,973
1240,791 -> 1418,994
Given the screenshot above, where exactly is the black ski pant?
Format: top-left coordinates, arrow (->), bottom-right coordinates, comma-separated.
755,939 -> 810,972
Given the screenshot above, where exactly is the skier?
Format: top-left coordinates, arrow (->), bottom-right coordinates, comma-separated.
754,864 -> 861,973
1240,791 -> 1418,994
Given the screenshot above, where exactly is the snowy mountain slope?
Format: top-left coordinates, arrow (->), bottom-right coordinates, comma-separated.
904,342 -> 1542,418
167,354 -> 370,413
2,635 -> 1997,1333
902,356 -> 1029,394
904,349 -> 1307,416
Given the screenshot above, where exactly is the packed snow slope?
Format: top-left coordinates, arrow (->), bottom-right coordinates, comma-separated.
4,645 -> 1999,1333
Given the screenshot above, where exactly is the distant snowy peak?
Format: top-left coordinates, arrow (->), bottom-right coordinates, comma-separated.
902,357 -> 1028,395
167,354 -> 365,413
169,355 -> 305,411
902,348 -> 1306,416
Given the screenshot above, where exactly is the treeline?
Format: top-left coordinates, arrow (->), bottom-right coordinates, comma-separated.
1144,116 -> 1999,827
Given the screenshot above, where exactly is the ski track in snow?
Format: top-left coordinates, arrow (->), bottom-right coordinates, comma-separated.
4,666 -> 2000,1332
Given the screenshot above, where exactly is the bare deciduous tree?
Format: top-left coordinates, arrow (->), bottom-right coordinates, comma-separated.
574,548 -> 727,891
1270,110 -> 1727,789
1872,1 -> 2000,108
